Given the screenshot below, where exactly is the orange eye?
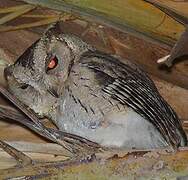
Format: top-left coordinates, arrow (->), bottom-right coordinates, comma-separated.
47,56 -> 58,71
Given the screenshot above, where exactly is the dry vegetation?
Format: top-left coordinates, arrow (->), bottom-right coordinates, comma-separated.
0,0 -> 187,179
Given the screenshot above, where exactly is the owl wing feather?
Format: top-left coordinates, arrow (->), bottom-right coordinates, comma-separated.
80,50 -> 187,148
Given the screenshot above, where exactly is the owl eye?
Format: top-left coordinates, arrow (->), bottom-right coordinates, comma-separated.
20,84 -> 29,89
47,56 -> 58,71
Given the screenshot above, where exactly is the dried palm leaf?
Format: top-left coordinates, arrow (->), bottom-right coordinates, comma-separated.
0,5 -> 36,25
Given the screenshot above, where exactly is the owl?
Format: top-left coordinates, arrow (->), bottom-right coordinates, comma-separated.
4,24 -> 187,149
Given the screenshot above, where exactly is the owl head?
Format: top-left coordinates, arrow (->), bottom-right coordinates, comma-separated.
4,23 -> 93,118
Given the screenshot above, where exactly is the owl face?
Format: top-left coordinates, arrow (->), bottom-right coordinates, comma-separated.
4,24 -> 93,118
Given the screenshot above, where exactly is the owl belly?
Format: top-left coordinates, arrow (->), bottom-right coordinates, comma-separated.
94,110 -> 168,149
56,88 -> 167,149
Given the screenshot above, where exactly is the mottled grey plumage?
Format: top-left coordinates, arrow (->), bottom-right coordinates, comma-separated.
4,24 -> 187,149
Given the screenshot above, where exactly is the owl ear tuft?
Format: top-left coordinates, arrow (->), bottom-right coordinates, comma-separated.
44,22 -> 62,38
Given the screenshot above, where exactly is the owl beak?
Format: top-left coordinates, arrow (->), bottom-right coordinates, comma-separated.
47,88 -> 59,98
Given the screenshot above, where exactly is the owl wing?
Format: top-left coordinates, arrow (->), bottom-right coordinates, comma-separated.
80,50 -> 187,148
